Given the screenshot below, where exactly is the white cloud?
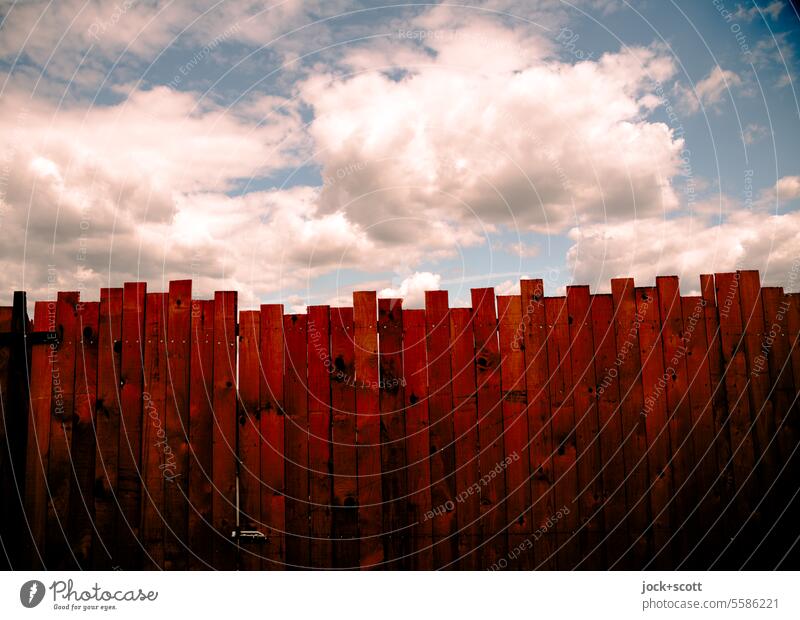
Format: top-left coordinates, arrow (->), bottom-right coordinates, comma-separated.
494,278 -> 524,295
734,1 -> 785,22
305,35 -> 682,239
379,271 -> 442,307
776,175 -> 800,200
676,66 -> 743,114
566,209 -> 800,292
499,241 -> 540,258
743,122 -> 769,144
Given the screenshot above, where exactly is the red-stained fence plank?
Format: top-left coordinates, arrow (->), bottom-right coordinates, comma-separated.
635,286 -> 672,569
610,279 -> 651,568
117,282 -> 146,570
70,300 -> 98,567
425,290 -> 458,568
544,296 -> 578,570
784,292 -> 800,568
520,280 -> 557,570
93,288 -> 122,569
497,294 -> 532,570
738,271 -> 777,487
308,305 -> 333,569
188,299 -> 214,569
404,309 -> 434,570
700,274 -> 735,559
566,286 -> 604,569
714,272 -> 759,564
24,301 -> 56,569
212,291 -> 238,569
260,304 -> 286,570
757,287 -> 796,566
377,298 -> 408,568
353,292 -> 383,568
654,276 -> 695,565
330,307 -> 358,569
141,292 -> 167,569
471,288 -> 507,569
284,312 -> 309,568
590,294 -> 627,568
681,294 -> 726,567
164,280 -> 191,570
238,310 -> 261,570
761,289 -> 797,469
449,307 -> 480,569
46,291 -> 79,569
788,294 -> 800,428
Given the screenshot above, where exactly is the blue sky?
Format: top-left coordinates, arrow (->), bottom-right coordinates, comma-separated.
0,0 -> 798,309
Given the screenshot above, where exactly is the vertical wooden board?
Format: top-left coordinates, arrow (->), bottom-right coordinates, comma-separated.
0,294 -> 28,569
24,301 -> 56,569
93,288 -> 122,569
779,292 -> 800,468
260,304 -> 285,570
0,306 -> 12,569
307,305 -> 333,569
497,294 -> 532,570
424,290 -> 458,568
737,271 -> 777,488
117,282 -> 146,570
471,287 -> 507,569
760,289 -> 796,469
635,286 -> 672,569
783,292 -> 800,570
46,291 -> 79,569
330,307 -> 358,569
589,294 -> 627,568
377,298 -> 407,568
654,276 -> 695,565
141,292 -> 167,569
188,299 -> 214,569
353,292 -> 383,569
284,312 -> 309,568
788,294 -> 800,422
69,300 -> 99,568
402,309 -> 434,570
700,274 -> 735,551
520,280 -> 557,570
449,307 -> 480,569
211,291 -> 238,569
544,296 -> 579,570
681,295 -> 726,566
714,272 -> 758,547
237,310 -> 261,570
164,281 -> 191,570
759,288 -> 797,566
566,286 -> 604,569
610,278 -> 650,569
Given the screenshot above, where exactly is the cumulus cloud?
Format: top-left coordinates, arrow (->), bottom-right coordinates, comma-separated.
734,0 -> 785,22
379,271 -> 442,307
676,66 -> 743,114
566,209 -> 800,292
305,33 -> 682,240
743,122 -> 769,144
0,87 -> 333,303
0,0 -> 352,86
3,6 -> 790,307
776,175 -> 800,200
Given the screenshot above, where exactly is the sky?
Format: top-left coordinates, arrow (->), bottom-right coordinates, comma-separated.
0,0 -> 799,310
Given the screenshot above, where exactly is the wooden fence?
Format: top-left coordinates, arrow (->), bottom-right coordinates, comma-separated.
0,271 -> 798,570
